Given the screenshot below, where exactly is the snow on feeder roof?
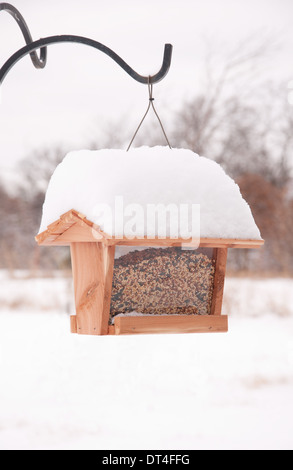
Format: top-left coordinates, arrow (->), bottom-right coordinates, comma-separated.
36,146 -> 264,337
38,146 -> 262,242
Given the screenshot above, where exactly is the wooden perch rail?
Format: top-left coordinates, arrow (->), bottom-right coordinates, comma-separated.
112,315 -> 228,335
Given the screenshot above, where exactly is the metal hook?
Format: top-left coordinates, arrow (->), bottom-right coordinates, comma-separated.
0,3 -> 172,85
0,3 -> 47,70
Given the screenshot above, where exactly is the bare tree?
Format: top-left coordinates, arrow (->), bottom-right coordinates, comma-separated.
170,35 -> 293,273
171,35 -> 290,179
17,145 -> 67,199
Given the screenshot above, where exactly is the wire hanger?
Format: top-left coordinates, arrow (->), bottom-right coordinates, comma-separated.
127,78 -> 172,150
0,3 -> 173,85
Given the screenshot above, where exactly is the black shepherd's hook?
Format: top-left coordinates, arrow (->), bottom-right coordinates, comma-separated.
0,3 -> 47,71
0,3 -> 173,85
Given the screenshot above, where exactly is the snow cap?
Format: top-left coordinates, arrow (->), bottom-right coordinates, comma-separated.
39,146 -> 262,240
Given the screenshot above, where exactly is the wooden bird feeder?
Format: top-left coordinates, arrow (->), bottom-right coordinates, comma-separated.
36,147 -> 264,336
1,4 -> 264,336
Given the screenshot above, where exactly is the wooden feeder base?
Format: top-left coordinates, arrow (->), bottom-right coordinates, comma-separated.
70,314 -> 228,335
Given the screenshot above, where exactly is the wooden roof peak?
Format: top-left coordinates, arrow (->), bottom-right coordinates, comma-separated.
36,209 -> 264,249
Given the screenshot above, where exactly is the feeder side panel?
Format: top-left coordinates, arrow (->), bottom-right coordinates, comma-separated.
71,242 -> 108,335
210,248 -> 228,316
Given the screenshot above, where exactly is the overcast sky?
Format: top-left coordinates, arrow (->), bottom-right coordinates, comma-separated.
0,0 -> 293,181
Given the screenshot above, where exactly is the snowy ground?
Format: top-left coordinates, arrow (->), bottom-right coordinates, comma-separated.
0,270 -> 292,450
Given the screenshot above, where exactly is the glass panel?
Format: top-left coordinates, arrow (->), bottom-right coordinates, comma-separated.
110,246 -> 216,324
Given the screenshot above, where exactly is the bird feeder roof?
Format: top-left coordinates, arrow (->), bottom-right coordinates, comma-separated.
37,146 -> 263,247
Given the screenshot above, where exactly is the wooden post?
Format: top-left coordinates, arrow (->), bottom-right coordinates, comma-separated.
210,247 -> 227,316
70,242 -> 115,335
101,244 -> 115,332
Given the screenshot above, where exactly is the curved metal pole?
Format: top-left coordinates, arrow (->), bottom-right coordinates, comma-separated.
0,35 -> 173,85
0,3 -> 172,85
0,2 -> 47,69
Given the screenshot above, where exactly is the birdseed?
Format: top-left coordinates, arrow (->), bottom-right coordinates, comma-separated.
110,247 -> 215,323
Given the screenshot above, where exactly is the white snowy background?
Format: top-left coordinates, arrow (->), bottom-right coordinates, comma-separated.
1,0 -> 293,451
0,270 -> 292,450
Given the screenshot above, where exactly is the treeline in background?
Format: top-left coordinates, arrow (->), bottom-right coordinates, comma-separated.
1,37 -> 293,275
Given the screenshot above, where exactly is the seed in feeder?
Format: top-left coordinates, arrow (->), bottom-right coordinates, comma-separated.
110,247 -> 215,323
